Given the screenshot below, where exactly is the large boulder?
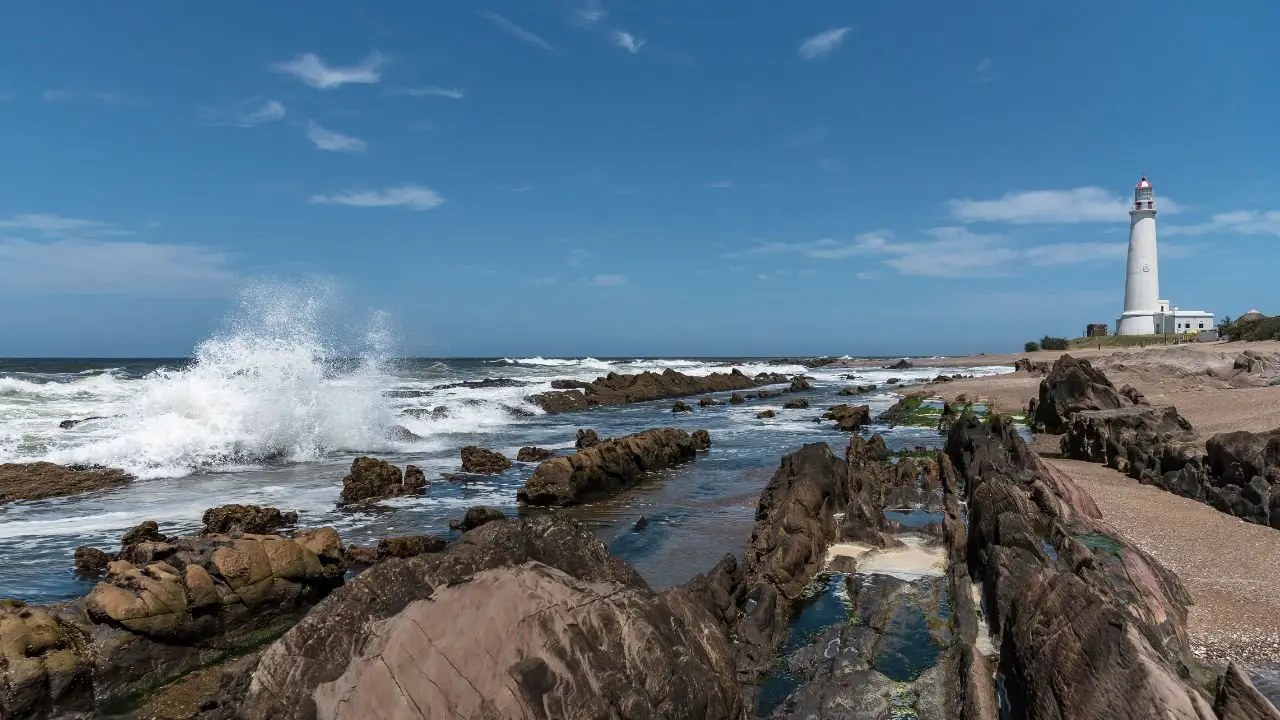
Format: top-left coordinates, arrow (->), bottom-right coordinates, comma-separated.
0,462 -> 132,504
338,457 -> 426,506
1062,405 -> 1197,480
575,428 -> 600,449
517,428 -> 703,506
1032,354 -> 1125,433
309,562 -> 742,720
516,446 -> 554,462
449,505 -> 506,532
822,404 -> 870,432
459,446 -> 512,475
201,504 -> 299,535
530,368 -> 788,413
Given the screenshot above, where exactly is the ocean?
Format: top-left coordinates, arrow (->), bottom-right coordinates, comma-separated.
0,304 -> 1012,603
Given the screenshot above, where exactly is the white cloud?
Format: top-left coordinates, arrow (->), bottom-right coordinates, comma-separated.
309,186 -> 445,211
394,86 -> 465,100
798,27 -> 850,60
42,90 -> 129,104
949,187 -> 1183,224
0,213 -> 126,238
481,11 -> 559,53
573,0 -> 607,26
709,180 -> 732,189
199,98 -> 286,127
591,274 -> 627,287
855,271 -> 876,280
1163,210 -> 1280,237
306,121 -> 367,153
612,31 -> 645,53
272,52 -> 383,89
567,248 -> 592,267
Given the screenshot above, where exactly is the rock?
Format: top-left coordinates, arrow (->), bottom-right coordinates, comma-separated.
886,358 -> 913,370
309,563 -> 742,720
837,387 -> 857,396
886,377 -> 900,385
692,429 -> 712,450
1013,358 -> 1050,375
673,400 -> 692,413
338,457 -> 425,506
550,379 -> 592,390
201,504 -> 299,535
634,516 -> 648,531
386,425 -> 423,442
756,409 -> 776,419
876,393 -> 931,427
402,405 -> 450,420
377,535 -> 448,559
822,404 -> 870,432
120,520 -> 167,551
699,397 -> 721,407
575,428 -> 600,449
243,515 -> 655,719
1233,351 -> 1273,375
74,546 -> 113,576
788,376 -> 812,392
782,398 -> 809,409
1215,662 -> 1280,719
343,545 -> 379,567
729,393 -> 746,405
0,462 -> 132,505
531,367 -> 788,413
517,428 -> 702,507
431,377 -> 529,390
516,446 -> 554,462
58,415 -> 107,429
459,446 -> 512,475
0,603 -> 93,716
1062,405 -> 1197,482
1119,383 -> 1149,405
404,464 -> 426,489
756,390 -> 782,399
449,505 -> 506,532
1032,354 -> 1125,433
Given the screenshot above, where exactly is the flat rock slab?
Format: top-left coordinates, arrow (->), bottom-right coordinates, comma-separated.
0,462 -> 131,504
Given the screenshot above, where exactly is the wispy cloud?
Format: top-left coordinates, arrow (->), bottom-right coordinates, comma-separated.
199,98 -> 286,128
309,186 -> 445,211
42,90 -> 130,104
974,58 -> 994,84
393,86 -> 465,100
499,183 -> 534,193
573,0 -> 607,26
272,51 -> 384,89
567,248 -> 592,267
530,275 -> 559,286
481,11 -> 559,53
949,187 -> 1182,224
783,127 -> 826,148
1163,210 -> 1280,237
0,214 -> 234,297
612,31 -> 645,53
798,27 -> 851,60
591,274 -> 627,287
709,180 -> 732,189
306,121 -> 367,153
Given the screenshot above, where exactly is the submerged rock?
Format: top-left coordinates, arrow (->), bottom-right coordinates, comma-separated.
756,409 -> 776,419
201,503 -> 299,535
0,462 -> 132,505
58,415 -> 107,429
788,376 -> 812,392
449,505 -> 506,532
673,400 -> 692,413
338,457 -> 426,506
459,446 -> 512,475
532,368 -> 787,413
782,398 -> 810,410
431,377 -> 529,390
823,404 -> 870,432
700,397 -> 721,407
516,446 -> 554,462
729,392 -> 746,405
517,428 -> 703,507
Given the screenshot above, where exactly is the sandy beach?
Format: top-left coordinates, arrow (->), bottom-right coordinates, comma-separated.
913,340 -> 1280,665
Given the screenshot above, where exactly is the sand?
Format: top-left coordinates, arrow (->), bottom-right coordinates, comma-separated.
911,340 -> 1280,665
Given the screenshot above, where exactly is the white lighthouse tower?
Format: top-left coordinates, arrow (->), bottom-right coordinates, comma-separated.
1116,175 -> 1161,335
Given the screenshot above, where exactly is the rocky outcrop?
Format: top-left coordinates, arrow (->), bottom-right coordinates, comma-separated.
376,534 -> 448,559
431,377 -> 530,390
756,409 -> 775,419
550,379 -> 591,390
74,546 -> 113,576
1032,354 -> 1125,433
782,398 -> 809,409
449,505 -> 506,532
886,358 -> 913,370
943,413 -> 1272,719
575,428 -> 600,449
1,528 -> 347,717
0,462 -> 132,504
729,392 -> 745,405
822,404 -> 870,432
459,446 -> 512,475
243,515 -> 746,720
338,457 -> 426,506
1215,662 -> 1280,719
787,376 -> 811,392
516,446 -> 554,462
673,400 -> 692,413
531,368 -> 788,413
1063,405 -> 1197,477
1013,357 -> 1050,375
699,397 -> 721,407
693,429 -> 712,451
517,428 -> 704,506
201,504 -> 298,535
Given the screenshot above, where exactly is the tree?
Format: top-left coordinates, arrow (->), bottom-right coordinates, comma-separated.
1024,341 -> 1041,352
1040,336 -> 1069,351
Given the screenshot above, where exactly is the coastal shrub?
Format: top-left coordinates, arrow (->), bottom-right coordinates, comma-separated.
1241,315 -> 1280,341
1024,341 -> 1040,353
1039,336 -> 1069,351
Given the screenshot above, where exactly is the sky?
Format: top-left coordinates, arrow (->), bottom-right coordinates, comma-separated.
1,1 -> 1278,358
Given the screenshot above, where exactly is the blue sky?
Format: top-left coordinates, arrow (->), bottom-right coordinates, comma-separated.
1,1 -> 1277,357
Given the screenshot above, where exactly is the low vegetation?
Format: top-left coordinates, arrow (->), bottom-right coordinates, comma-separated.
1222,313 -> 1280,342
1023,336 -> 1069,351
1024,341 -> 1040,352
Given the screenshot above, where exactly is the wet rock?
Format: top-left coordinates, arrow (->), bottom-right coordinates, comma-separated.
729,392 -> 746,405
0,602 -> 93,716
74,546 -> 113,576
449,505 -> 506,532
518,428 -> 703,507
886,358 -> 913,370
575,428 -> 601,449
788,376 -> 812,392
516,446 -> 554,462
377,534 -> 448,559
431,377 -> 530,390
338,457 -> 426,506
782,398 -> 810,409
1032,354 -> 1125,433
823,404 -> 870,432
693,429 -> 712,450
1215,662 -> 1280,719
634,516 -> 648,531
673,400 -> 692,413
699,397 -> 721,407
386,424 -> 423,442
201,504 -> 299,535
58,415 -> 107,429
756,409 -> 776,419
459,446 -> 512,475
120,520 -> 167,552
343,545 -> 379,567
550,378 -> 592,390
0,462 -> 132,505
404,464 -> 426,489
532,368 -> 788,413
877,393 -> 930,427
1013,357 -> 1050,375
756,390 -> 782,399
243,515 -> 659,719
886,377 -> 901,385
402,405 -> 450,420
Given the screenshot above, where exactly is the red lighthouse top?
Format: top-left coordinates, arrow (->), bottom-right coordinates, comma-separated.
1136,176 -> 1151,189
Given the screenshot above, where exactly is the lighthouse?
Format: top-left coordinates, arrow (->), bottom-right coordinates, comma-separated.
1116,176 -> 1162,335
1114,175 -> 1215,337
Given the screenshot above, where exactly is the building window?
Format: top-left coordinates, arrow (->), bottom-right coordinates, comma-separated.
1199,322 -> 1204,329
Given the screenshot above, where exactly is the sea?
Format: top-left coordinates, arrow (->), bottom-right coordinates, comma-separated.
0,289 -> 1012,604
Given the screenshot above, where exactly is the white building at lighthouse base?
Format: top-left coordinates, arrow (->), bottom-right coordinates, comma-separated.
1117,299 -> 1215,336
